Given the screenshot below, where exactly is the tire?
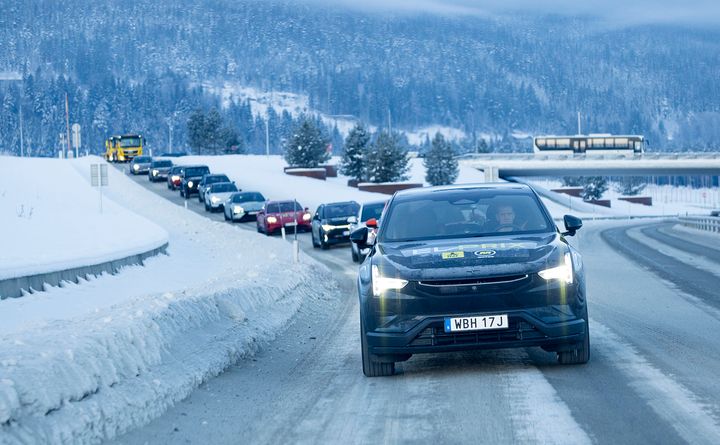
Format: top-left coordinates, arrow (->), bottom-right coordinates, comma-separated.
205,202 -> 210,212
180,189 -> 184,198
224,211 -> 229,221
558,319 -> 590,365
351,246 -> 359,262
361,318 -> 394,377
256,224 -> 262,233
311,230 -> 320,248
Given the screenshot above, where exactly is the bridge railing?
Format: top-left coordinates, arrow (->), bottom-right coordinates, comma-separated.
677,216 -> 720,234
456,152 -> 720,161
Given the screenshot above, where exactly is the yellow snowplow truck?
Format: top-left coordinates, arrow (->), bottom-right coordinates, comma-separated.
105,134 -> 144,162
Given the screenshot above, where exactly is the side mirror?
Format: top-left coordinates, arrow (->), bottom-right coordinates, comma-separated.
562,215 -> 583,236
347,216 -> 358,224
366,218 -> 378,229
350,227 -> 370,248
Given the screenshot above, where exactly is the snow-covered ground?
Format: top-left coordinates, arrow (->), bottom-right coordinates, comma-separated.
0,156 -> 167,281
0,156 -> 335,443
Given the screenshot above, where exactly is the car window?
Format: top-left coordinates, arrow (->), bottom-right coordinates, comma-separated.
325,203 -> 359,218
208,175 -> 229,184
272,202 -> 302,212
233,192 -> 265,203
380,190 -> 552,242
152,160 -> 172,167
211,183 -> 238,193
360,202 -> 386,221
185,167 -> 209,176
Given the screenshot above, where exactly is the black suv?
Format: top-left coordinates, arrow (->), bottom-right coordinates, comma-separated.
311,201 -> 360,249
350,183 -> 588,376
197,174 -> 232,203
179,165 -> 210,198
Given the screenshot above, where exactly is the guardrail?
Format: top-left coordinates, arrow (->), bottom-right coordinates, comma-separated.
457,152 -> 720,161
677,216 -> 720,234
0,243 -> 168,300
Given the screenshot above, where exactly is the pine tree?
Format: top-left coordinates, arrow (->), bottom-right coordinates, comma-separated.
582,177 -> 609,201
284,115 -> 330,168
187,108 -> 206,155
424,133 -> 459,186
340,122 -> 370,181
614,177 -> 647,196
365,130 -> 409,183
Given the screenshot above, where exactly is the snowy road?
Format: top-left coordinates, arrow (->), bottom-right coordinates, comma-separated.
111,170 -> 720,444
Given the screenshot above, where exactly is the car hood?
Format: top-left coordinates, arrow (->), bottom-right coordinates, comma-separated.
375,232 -> 564,280
232,201 -> 263,211
324,216 -> 354,225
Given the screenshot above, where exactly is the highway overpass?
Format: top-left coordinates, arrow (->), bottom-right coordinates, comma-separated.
458,152 -> 720,180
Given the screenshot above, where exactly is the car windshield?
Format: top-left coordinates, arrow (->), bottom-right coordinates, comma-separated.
210,183 -> 238,193
185,167 -> 209,176
380,189 -> 553,242
325,202 -> 359,218
206,175 -> 229,184
232,192 -> 265,203
119,137 -> 142,147
267,202 -> 302,213
134,156 -> 151,163
152,160 -> 172,167
360,202 -> 386,221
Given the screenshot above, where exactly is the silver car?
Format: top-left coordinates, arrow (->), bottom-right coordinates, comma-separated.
204,182 -> 239,212
224,191 -> 267,222
348,199 -> 387,263
129,156 -> 153,175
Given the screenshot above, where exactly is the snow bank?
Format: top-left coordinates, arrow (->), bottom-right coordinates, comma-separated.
0,156 -> 167,281
0,156 -> 336,444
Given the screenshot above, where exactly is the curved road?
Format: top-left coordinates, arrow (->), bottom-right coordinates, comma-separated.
112,169 -> 720,444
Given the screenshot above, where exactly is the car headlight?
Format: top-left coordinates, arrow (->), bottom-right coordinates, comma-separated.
372,265 -> 408,297
211,196 -> 220,204
233,205 -> 244,214
152,170 -> 158,176
133,164 -> 139,170
188,181 -> 194,188
321,224 -> 333,231
538,252 -> 573,284
171,175 -> 179,181
267,216 -> 278,224
302,213 -> 311,221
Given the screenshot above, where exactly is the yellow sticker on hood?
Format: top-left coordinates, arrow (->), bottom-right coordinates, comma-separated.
442,251 -> 465,259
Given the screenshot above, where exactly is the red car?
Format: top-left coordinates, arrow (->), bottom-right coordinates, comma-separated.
257,200 -> 312,235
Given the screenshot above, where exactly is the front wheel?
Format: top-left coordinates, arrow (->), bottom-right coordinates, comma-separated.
351,245 -> 359,262
361,318 -> 394,377
558,320 -> 590,365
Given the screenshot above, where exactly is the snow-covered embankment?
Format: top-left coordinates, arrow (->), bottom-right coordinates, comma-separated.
0,156 -> 336,443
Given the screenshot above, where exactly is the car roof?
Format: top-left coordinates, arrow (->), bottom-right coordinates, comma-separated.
360,199 -> 388,207
323,200 -> 359,207
394,182 -> 532,198
209,181 -> 235,188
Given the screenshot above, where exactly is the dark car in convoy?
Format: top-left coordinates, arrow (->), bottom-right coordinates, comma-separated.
167,166 -> 184,190
256,200 -> 312,235
179,165 -> 211,198
224,191 -> 267,222
129,156 -> 153,175
349,199 -> 387,263
350,183 -> 588,376
148,159 -> 173,182
311,201 -> 360,249
197,174 -> 232,203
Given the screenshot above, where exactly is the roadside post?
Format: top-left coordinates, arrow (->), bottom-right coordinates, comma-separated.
71,123 -> 81,159
91,164 -> 108,214
293,200 -> 300,263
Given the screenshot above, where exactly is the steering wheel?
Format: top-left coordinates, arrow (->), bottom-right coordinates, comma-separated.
444,222 -> 484,235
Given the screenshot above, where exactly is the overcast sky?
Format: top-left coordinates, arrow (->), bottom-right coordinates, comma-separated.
308,0 -> 720,26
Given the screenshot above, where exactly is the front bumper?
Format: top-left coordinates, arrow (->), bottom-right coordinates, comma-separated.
363,274 -> 586,355
321,226 -> 352,244
366,311 -> 586,356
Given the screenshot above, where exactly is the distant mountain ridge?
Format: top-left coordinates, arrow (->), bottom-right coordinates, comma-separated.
1,0 -> 720,154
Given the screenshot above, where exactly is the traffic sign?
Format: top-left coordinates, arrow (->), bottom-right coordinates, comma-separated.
71,123 -> 81,149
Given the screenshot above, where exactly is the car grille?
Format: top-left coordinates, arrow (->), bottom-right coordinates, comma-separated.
408,319 -> 544,347
418,274 -> 528,287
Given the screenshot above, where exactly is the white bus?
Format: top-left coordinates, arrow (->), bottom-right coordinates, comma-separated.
533,134 -> 645,155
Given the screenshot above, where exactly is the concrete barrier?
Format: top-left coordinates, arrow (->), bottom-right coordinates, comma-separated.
0,243 -> 169,300
284,168 -> 327,180
357,182 -> 423,195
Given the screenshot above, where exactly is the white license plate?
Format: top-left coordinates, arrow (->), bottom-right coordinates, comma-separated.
285,221 -> 298,227
248,211 -> 258,215
343,230 -> 350,236
444,314 -> 508,332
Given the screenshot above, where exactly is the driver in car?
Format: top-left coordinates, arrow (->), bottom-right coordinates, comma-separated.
489,203 -> 527,232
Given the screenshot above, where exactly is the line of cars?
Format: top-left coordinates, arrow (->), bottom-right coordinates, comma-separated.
131,158 -> 382,258
129,157 -> 591,378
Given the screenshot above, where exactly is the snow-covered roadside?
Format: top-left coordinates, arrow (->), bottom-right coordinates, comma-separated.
0,156 -> 167,281
0,156 -> 336,444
